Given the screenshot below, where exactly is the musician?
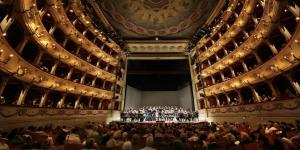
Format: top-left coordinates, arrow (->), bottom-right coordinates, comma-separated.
121,106 -> 196,122
121,111 -> 127,122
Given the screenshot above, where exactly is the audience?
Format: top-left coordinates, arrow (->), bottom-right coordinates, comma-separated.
0,120 -> 299,150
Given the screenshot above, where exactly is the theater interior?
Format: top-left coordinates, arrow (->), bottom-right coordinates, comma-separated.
0,0 -> 300,149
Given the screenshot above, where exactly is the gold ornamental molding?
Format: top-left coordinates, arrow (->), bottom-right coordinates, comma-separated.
46,0 -> 118,66
70,0 -> 122,54
192,0 -> 239,53
197,0 -> 257,63
0,105 -> 110,118
17,0 -> 116,82
0,32 -> 114,99
127,40 -> 189,53
206,98 -> 300,114
205,21 -> 300,96
202,0 -> 281,77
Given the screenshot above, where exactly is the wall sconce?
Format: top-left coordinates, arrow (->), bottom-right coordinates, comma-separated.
0,50 -> 14,64
32,76 -> 43,83
256,73 -> 265,79
66,87 -> 74,92
242,79 -> 250,85
221,87 -> 225,92
49,83 -> 60,89
16,66 -> 28,76
230,84 -> 235,88
270,64 -> 283,72
295,39 -> 300,46
283,52 -> 299,63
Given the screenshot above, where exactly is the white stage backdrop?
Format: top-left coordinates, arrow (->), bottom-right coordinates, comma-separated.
125,85 -> 193,109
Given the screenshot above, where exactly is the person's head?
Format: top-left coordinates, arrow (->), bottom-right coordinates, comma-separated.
172,139 -> 184,150
145,136 -> 154,147
224,133 -> 236,146
122,141 -> 132,150
122,132 -> 128,140
113,130 -> 122,139
85,139 -> 96,149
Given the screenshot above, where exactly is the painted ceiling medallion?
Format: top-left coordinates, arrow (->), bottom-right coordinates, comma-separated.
143,0 -> 171,11
100,0 -> 217,37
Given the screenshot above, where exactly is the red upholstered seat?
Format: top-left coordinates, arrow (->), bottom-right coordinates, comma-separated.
63,143 -> 82,150
242,143 -> 259,150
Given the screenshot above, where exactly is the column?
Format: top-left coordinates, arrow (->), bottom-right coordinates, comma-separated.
39,90 -> 50,107
110,101 -> 115,110
16,37 -> 30,53
50,61 -> 59,74
33,50 -> 44,66
214,95 -> 220,107
241,61 -> 249,72
88,97 -> 93,109
91,77 -> 97,87
57,94 -> 67,108
266,41 -> 278,54
225,93 -> 231,104
74,96 -> 81,109
98,100 -> 103,109
278,25 -> 291,40
250,86 -> 261,103
235,90 -> 243,104
285,74 -> 300,95
205,98 -> 210,108
207,60 -> 211,65
252,51 -> 262,64
0,76 -> 8,96
80,73 -> 86,84
16,85 -> 30,105
0,15 -> 14,32
66,68 -> 74,80
229,67 -> 236,77
266,80 -> 278,98
220,72 -> 225,81
211,76 -> 215,84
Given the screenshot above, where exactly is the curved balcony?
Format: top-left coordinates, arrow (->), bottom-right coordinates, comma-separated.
198,0 -> 257,63
204,22 -> 300,96
69,0 -> 121,54
17,0 -> 116,83
192,0 -> 239,53
0,32 -> 113,100
46,0 -> 118,66
201,0 -> 282,78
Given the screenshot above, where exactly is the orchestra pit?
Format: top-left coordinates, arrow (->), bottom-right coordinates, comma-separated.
0,0 -> 300,149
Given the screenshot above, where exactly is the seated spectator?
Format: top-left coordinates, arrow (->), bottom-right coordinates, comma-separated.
122,140 -> 132,150
65,128 -> 81,144
141,136 -> 156,150
0,96 -> 5,104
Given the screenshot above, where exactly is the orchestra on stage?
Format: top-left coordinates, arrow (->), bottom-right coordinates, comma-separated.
120,106 -> 199,122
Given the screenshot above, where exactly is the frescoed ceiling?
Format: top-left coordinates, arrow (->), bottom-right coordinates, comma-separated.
98,0 -> 220,40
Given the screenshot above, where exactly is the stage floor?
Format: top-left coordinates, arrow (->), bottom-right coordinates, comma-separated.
115,119 -> 206,124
